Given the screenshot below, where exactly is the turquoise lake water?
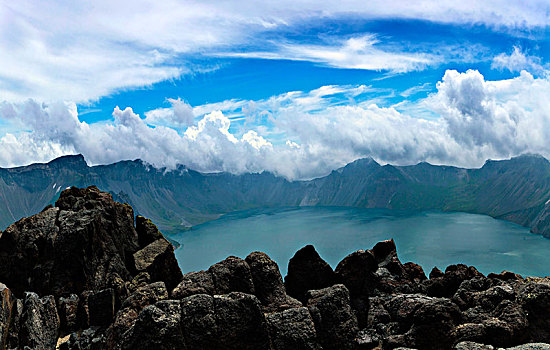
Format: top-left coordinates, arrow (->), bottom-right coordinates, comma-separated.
172,207 -> 550,277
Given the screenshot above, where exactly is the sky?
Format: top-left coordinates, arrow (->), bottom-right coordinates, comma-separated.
0,1 -> 549,180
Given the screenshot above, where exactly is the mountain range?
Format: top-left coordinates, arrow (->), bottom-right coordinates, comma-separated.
1,154 -> 550,239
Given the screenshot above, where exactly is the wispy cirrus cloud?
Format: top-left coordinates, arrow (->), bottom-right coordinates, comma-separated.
491,46 -> 548,75
218,35 -> 433,73
0,0 -> 549,102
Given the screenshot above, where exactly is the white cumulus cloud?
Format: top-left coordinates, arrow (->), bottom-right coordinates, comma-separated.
0,70 -> 550,179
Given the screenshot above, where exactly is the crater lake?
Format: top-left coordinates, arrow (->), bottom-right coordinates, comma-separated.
172,207 -> 550,277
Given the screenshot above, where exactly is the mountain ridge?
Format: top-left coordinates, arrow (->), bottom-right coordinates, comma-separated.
1,154 -> 550,238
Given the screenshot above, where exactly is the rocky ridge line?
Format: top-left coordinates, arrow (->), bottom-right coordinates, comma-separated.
0,187 -> 549,349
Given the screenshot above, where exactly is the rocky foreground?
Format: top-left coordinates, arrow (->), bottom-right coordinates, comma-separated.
0,187 -> 549,349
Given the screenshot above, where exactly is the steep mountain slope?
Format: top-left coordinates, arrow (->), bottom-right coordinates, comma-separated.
1,154 -> 550,238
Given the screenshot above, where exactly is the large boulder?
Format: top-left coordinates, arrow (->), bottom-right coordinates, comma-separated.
121,301 -> 185,350
245,251 -> 287,309
133,238 -> 183,292
0,187 -> 137,297
266,307 -> 321,350
0,186 -> 181,302
107,282 -> 168,347
306,284 -> 358,350
372,239 -> 405,276
335,249 -> 377,327
386,294 -> 462,349
405,297 -> 462,350
214,292 -> 270,350
171,270 -> 215,299
180,294 -> 218,350
208,256 -> 255,295
285,245 -> 336,303
518,282 -> 550,342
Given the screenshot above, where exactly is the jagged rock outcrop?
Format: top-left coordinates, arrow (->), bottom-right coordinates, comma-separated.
285,245 -> 337,303
0,186 -> 550,350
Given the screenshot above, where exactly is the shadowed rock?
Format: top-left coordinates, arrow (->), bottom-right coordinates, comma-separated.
266,307 -> 321,350
214,292 -> 270,350
285,245 -> 336,303
171,270 -> 215,299
135,216 -> 164,248
122,300 -> 185,350
133,238 -> 183,292
306,284 -> 358,350
425,264 -> 485,298
245,251 -> 286,309
180,294 -> 218,350
88,288 -> 115,327
335,249 -> 377,327
209,256 -> 256,295
58,294 -> 79,333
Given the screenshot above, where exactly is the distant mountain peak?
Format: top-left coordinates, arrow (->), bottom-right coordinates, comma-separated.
345,157 -> 380,168
46,154 -> 88,169
484,154 -> 549,168
511,153 -> 548,161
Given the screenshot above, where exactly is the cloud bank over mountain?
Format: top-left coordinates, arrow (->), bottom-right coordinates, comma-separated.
1,70 -> 549,180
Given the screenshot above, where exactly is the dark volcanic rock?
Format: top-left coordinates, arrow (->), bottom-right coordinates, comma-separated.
6,298 -> 23,349
120,282 -> 168,311
58,294 -> 79,333
430,266 -> 445,279
425,264 -> 484,298
88,288 -> 115,327
208,256 -> 256,295
245,251 -> 287,309
171,270 -> 215,299
0,186 -> 182,302
488,271 -> 523,281
285,245 -> 337,303
107,282 -> 168,347
180,294 -> 218,350
518,281 -> 550,342
372,239 -> 405,276
3,187 -> 550,350
0,283 -> 14,349
405,297 -> 462,350
335,249 -> 377,327
266,307 -> 321,350
122,301 -> 185,350
214,292 -> 270,350
135,216 -> 164,248
19,292 -> 60,350
0,186 -> 139,297
133,238 -> 183,292
306,284 -> 359,350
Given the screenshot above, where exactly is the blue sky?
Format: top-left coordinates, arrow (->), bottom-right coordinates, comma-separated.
78,18 -> 547,121
0,1 -> 549,179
